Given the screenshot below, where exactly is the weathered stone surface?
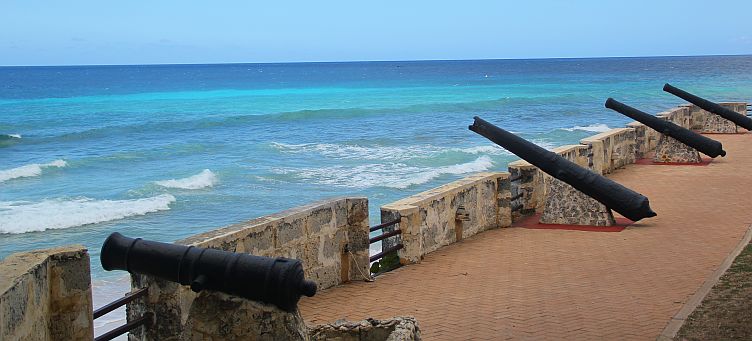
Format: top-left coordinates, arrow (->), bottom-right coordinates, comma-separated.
702,113 -> 738,133
580,128 -> 636,175
0,245 -> 93,341
508,163 -> 542,218
540,178 -> 615,226
653,134 -> 702,163
128,276 -> 185,341
309,316 -> 421,341
684,102 -> 746,133
381,172 -> 510,263
182,292 -> 309,341
379,209 -> 402,252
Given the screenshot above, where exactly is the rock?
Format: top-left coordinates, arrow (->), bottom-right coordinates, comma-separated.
309,316 -> 420,341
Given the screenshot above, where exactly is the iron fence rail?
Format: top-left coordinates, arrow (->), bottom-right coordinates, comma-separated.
95,312 -> 154,341
368,217 -> 403,263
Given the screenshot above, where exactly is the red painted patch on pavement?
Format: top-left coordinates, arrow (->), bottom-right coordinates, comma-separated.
513,213 -> 633,232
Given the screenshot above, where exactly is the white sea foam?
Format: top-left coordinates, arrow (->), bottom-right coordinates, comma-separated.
0,159 -> 67,183
273,156 -> 494,189
562,123 -> 612,133
270,142 -> 509,161
8,134 -> 21,139
0,194 -> 176,234
154,169 -> 218,189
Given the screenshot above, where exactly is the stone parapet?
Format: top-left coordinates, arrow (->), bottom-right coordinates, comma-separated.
626,121 -> 660,159
381,172 -> 510,263
0,245 -> 93,341
580,127 -> 636,175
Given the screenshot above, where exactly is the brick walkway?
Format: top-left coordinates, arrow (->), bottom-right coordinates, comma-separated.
299,134 -> 752,340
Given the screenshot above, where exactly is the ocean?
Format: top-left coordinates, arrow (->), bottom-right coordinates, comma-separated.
2,55 -> 752,332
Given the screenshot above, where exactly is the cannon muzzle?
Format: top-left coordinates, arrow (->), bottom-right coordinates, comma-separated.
101,232 -> 317,312
663,83 -> 752,130
469,116 -> 656,222
605,98 -> 726,158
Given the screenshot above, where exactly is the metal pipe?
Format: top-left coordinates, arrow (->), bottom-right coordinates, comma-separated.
369,218 -> 401,232
370,244 -> 404,262
369,229 -> 402,244
95,312 -> 154,341
93,287 -> 148,319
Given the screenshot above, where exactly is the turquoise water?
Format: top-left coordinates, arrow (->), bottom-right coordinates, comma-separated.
2,57 -> 752,323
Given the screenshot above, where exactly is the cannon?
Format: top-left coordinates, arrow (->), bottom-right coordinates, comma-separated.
605,98 -> 726,158
663,83 -> 752,130
100,232 -> 317,312
469,116 -> 656,222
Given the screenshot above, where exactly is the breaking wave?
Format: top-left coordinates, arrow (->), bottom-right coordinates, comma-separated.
271,156 -> 494,189
154,169 -> 218,189
1,134 -> 22,139
270,142 -> 509,161
0,159 -> 67,183
561,123 -> 612,133
0,194 -> 176,234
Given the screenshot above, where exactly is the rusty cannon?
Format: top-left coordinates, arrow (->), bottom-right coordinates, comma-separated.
100,232 -> 317,312
605,98 -> 726,158
663,83 -> 752,130
469,116 -> 656,222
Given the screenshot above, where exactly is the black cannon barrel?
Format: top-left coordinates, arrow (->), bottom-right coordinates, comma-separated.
663,83 -> 752,130
605,98 -> 726,158
100,232 -> 317,312
469,117 -> 656,222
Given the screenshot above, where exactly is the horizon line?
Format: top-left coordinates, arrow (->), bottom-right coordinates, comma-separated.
2,53 -> 751,68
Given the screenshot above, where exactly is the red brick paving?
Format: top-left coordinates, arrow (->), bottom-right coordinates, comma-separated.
299,134 -> 752,340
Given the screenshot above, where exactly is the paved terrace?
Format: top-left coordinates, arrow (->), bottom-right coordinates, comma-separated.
298,133 -> 752,340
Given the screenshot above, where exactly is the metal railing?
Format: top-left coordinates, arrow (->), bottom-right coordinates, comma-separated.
93,287 -> 153,341
369,217 -> 402,263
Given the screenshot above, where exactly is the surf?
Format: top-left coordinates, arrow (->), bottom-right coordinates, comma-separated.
0,159 -> 67,183
154,169 -> 218,190
0,194 -> 176,234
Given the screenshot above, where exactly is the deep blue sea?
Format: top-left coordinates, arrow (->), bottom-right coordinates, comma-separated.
2,56 -> 752,331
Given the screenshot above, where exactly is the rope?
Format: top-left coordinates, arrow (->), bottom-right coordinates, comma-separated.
348,249 -> 374,282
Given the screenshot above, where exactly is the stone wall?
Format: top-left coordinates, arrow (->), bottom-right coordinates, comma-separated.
580,128 -> 637,175
128,197 -> 370,340
0,245 -> 93,341
626,121 -> 660,159
508,144 -> 590,217
380,172 -> 511,263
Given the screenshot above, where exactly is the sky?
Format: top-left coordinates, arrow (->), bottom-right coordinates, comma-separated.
1,0 -> 751,66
